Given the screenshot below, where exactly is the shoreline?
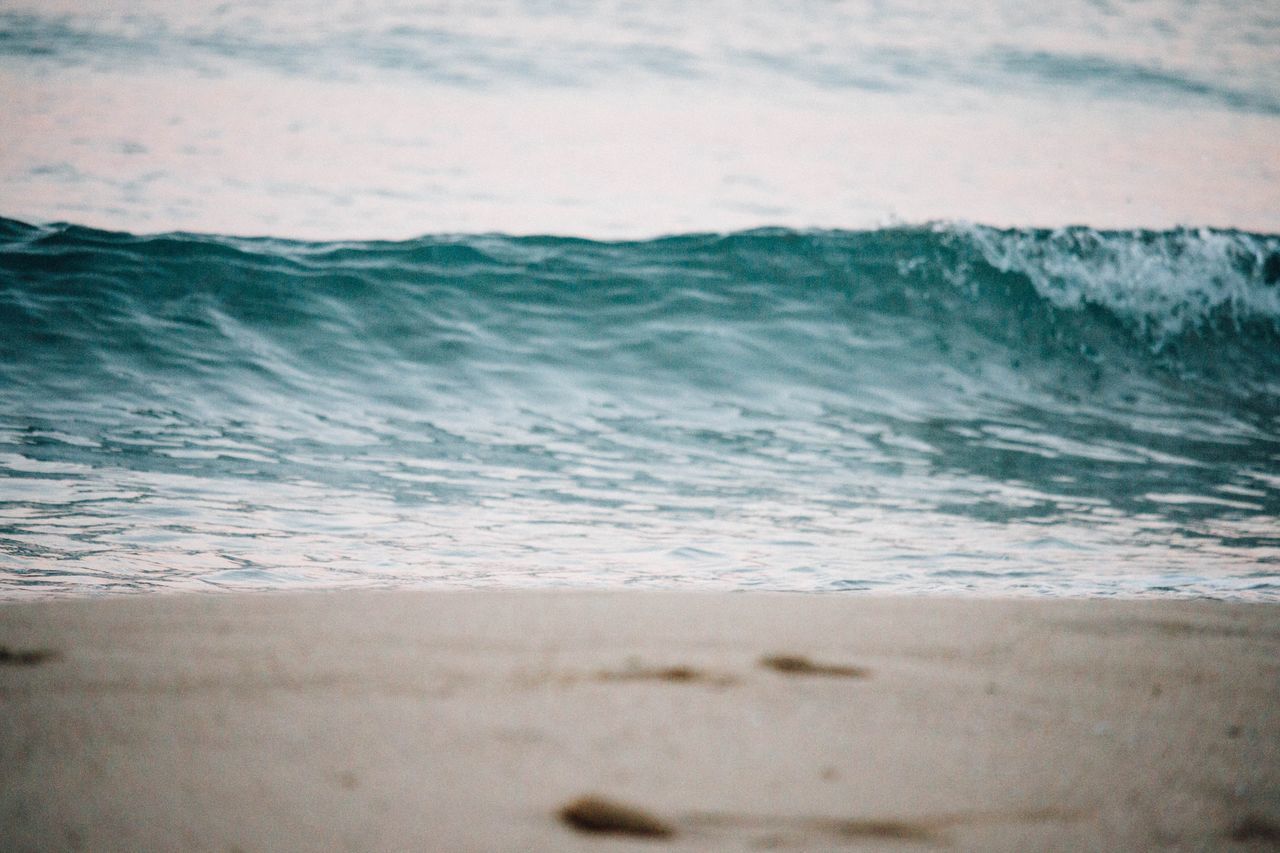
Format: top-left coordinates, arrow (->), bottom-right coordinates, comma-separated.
2,590 -> 1277,850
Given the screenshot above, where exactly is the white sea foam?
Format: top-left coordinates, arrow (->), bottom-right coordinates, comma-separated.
960,224 -> 1280,340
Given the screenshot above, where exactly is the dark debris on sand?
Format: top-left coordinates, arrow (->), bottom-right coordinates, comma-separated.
559,795 -> 675,838
0,645 -> 58,666
1228,813 -> 1280,844
759,654 -> 868,678
595,665 -> 736,686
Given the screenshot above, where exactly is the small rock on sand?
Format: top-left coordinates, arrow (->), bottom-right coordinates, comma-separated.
559,795 -> 675,838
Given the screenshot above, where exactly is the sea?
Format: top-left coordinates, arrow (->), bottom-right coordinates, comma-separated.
1,0 -> 1278,598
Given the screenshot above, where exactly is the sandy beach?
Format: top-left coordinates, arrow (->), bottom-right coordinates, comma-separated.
1,591 -> 1277,851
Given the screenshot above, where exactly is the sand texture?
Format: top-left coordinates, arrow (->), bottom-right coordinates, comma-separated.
1,591 -> 1277,851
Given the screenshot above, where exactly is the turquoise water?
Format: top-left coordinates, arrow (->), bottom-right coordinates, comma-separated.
2,2 -> 1279,596
2,218 -> 1277,596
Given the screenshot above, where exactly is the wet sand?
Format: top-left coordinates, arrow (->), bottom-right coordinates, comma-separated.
1,591 -> 1277,851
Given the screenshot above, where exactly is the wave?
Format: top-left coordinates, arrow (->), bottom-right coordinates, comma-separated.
4,7 -> 1278,116
1,217 -> 1278,596
2,217 -> 1277,409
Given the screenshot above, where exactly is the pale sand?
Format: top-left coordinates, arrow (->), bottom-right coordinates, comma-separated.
1,591 -> 1277,851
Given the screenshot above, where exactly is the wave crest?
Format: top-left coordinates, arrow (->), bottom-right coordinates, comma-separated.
955,223 -> 1280,341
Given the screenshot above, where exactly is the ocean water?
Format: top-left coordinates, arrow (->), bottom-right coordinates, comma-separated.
2,219 -> 1278,596
4,0 -> 1280,236
2,1 -> 1279,597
